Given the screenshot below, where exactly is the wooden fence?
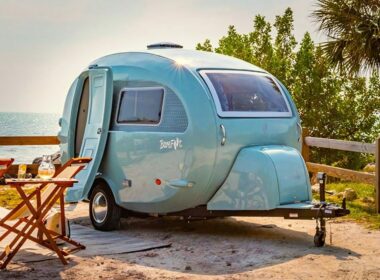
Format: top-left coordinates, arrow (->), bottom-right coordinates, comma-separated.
1,134 -> 379,213
302,129 -> 380,213
0,136 -> 61,175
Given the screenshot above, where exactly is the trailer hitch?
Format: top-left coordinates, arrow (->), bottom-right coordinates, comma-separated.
314,172 -> 327,247
342,197 -> 346,210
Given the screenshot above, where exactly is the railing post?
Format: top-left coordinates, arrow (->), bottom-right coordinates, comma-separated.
376,135 -> 380,214
302,128 -> 310,162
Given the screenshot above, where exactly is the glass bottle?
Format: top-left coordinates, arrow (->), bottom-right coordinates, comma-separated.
17,164 -> 27,179
38,155 -> 55,179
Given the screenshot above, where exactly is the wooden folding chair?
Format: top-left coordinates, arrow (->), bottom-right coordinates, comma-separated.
0,158 -> 14,178
0,157 -> 91,269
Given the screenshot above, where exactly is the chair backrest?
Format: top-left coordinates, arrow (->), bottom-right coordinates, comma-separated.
0,158 -> 14,177
9,158 -> 91,220
41,157 -> 91,202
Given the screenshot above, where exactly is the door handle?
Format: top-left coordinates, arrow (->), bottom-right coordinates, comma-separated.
297,122 -> 302,143
167,179 -> 194,188
220,124 -> 226,146
97,128 -> 102,134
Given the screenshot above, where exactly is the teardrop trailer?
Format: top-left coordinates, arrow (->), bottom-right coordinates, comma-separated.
58,43 -> 349,247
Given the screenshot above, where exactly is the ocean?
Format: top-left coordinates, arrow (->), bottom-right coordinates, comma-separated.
0,112 -> 61,164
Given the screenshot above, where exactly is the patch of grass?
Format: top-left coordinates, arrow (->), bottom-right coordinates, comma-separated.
315,182 -> 380,229
0,186 -> 35,209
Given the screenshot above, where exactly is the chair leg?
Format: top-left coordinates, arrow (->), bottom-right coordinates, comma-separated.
0,219 -> 39,268
0,218 -> 69,269
0,183 -> 85,269
0,219 -> 23,242
0,219 -> 37,262
34,222 -> 68,265
0,189 -> 62,267
1,219 -> 52,247
58,235 -> 86,251
12,186 -> 69,265
1,222 -> 74,256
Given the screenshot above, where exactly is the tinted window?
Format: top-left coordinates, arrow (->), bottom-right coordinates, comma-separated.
204,72 -> 289,113
117,88 -> 164,124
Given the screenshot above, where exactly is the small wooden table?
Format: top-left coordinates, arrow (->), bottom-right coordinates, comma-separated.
0,178 -> 85,269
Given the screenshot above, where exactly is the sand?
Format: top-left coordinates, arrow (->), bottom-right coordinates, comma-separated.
1,203 -> 380,280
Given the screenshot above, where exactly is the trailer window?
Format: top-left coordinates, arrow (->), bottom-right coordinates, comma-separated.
117,88 -> 164,124
200,70 -> 292,117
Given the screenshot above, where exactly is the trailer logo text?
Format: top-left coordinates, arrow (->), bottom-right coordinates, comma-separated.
160,138 -> 183,150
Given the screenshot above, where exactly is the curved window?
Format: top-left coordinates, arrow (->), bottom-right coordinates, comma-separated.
200,70 -> 292,117
117,88 -> 164,124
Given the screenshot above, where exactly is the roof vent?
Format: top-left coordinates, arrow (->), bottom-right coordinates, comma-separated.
147,42 -> 183,50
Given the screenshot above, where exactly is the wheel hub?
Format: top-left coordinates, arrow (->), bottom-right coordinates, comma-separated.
92,192 -> 108,224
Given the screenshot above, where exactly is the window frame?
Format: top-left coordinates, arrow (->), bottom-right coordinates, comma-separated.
115,87 -> 165,126
199,70 -> 293,118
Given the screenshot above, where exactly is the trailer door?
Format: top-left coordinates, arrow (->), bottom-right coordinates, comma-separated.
66,67 -> 113,202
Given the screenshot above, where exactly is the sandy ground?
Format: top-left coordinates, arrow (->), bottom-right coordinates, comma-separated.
1,203 -> 380,280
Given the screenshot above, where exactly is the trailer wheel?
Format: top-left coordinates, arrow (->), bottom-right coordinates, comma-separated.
89,181 -> 121,231
313,231 -> 326,247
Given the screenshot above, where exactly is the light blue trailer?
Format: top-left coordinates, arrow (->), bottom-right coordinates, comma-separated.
58,43 -> 349,247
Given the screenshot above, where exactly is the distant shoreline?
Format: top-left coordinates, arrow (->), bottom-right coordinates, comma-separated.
0,112 -> 60,163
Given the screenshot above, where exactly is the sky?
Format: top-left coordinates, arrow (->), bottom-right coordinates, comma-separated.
0,0 -> 322,114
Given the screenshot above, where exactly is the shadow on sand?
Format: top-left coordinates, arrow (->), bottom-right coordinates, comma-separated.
0,214 -> 360,278
69,214 -> 361,276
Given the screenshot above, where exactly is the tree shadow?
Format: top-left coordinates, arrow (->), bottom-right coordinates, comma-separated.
0,252 -> 80,280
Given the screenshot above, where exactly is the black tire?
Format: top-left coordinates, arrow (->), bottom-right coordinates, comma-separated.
89,181 -> 121,231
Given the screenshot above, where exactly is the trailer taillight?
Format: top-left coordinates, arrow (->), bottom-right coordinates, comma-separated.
155,178 -> 162,186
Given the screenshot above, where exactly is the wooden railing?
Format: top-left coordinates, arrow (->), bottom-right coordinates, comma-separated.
302,129 -> 380,213
0,136 -> 60,146
0,136 -> 61,175
1,134 -> 378,213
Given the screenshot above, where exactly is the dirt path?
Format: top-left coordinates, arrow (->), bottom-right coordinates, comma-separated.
2,203 -> 380,279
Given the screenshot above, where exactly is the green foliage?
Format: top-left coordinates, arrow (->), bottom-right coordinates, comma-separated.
215,26 -> 253,62
312,0 -> 380,74
196,7 -> 380,170
323,182 -> 380,229
249,15 -> 274,72
195,39 -> 213,52
272,8 -> 297,86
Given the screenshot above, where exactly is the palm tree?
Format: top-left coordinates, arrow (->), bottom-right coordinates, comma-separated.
312,0 -> 380,74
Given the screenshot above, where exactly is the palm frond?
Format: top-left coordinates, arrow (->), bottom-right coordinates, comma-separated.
312,0 -> 380,74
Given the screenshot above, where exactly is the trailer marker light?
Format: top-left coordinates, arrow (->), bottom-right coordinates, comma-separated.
155,179 -> 162,186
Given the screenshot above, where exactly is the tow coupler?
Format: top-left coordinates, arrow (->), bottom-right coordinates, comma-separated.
311,172 -> 348,247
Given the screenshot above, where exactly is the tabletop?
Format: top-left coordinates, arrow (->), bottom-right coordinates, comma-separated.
5,178 -> 78,186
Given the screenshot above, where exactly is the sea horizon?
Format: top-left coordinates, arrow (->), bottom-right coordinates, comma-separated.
0,111 -> 61,163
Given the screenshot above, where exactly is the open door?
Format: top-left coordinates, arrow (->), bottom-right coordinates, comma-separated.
65,67 -> 113,202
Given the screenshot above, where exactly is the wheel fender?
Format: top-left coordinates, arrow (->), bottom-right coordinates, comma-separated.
87,175 -> 118,203
207,145 -> 311,211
